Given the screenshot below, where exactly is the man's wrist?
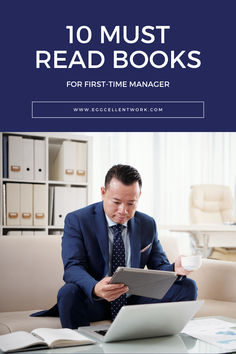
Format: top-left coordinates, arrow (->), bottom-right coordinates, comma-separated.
92,284 -> 102,301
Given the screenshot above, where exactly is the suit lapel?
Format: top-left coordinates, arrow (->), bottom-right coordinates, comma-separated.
94,202 -> 109,275
129,215 -> 141,268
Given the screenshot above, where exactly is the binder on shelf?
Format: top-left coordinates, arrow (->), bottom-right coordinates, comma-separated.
53,186 -> 87,227
21,230 -> 34,236
2,184 -> 6,225
8,136 -> 23,180
64,188 -> 76,216
63,187 -> 86,216
51,230 -> 63,236
75,142 -> 87,183
33,184 -> 47,226
20,184 -> 33,226
22,139 -> 34,180
6,183 -> 20,226
75,187 -> 87,210
34,140 -> 46,181
51,141 -> 77,182
3,135 -> 8,178
48,186 -> 55,225
7,230 -> 22,236
34,230 -> 47,236
53,187 -> 66,227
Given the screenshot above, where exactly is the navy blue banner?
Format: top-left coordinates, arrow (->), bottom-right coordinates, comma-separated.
1,1 -> 235,131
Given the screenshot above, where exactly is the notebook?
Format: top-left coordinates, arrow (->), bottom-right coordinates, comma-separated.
0,328 -> 95,352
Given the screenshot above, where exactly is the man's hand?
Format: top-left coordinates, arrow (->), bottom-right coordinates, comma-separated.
174,255 -> 191,276
93,277 -> 129,302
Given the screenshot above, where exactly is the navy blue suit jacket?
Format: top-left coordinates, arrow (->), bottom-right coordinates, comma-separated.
62,201 -> 174,303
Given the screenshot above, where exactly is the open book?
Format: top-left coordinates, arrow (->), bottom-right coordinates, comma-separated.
0,328 -> 95,352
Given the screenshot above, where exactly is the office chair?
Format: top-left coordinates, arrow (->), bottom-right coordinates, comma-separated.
190,184 -> 233,224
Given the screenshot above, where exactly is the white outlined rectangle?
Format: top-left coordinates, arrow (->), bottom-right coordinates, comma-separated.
32,101 -> 205,119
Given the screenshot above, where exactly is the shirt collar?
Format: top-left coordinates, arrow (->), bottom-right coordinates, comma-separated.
105,214 -> 127,228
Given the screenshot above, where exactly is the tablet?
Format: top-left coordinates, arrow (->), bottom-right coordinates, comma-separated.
109,267 -> 177,299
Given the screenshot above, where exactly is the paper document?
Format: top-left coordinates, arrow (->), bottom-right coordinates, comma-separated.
182,318 -> 236,351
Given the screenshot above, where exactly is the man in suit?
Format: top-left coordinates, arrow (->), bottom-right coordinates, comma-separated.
57,164 -> 197,329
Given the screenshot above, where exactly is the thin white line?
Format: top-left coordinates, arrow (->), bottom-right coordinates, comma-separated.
32,116 -> 205,119
32,101 -> 205,119
32,100 -> 204,103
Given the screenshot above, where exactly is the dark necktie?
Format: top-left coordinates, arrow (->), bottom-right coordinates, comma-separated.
110,224 -> 127,320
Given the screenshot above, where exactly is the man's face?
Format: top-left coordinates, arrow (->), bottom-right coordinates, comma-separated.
101,177 -> 141,224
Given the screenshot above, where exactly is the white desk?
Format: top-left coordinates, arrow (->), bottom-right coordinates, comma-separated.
159,224 -> 236,257
15,316 -> 236,354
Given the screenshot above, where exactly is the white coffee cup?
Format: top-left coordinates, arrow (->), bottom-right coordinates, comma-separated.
181,255 -> 202,271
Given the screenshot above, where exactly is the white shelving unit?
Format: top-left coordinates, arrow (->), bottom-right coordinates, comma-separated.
0,132 -> 92,236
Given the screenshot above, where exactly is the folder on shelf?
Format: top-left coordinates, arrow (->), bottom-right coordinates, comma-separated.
75,142 -> 87,183
3,135 -> 8,178
7,230 -> 22,236
51,141 -> 77,182
20,184 -> 33,226
48,186 -> 55,225
2,184 -> 6,225
6,183 -> 20,226
8,136 -> 23,180
34,230 -> 47,236
63,188 -> 76,217
34,140 -> 46,181
21,230 -> 34,236
63,187 -> 87,216
33,184 -> 47,226
75,187 -> 87,210
53,187 -> 66,227
53,186 -> 87,227
50,230 -> 63,236
22,138 -> 34,180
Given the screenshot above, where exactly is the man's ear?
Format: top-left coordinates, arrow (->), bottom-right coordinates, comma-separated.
101,186 -> 106,199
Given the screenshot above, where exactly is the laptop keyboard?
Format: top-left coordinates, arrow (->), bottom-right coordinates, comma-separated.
94,330 -> 108,336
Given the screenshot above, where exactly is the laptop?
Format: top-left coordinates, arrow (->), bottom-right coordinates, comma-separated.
78,300 -> 203,343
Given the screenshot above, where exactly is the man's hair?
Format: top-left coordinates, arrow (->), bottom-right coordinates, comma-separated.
105,164 -> 142,189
